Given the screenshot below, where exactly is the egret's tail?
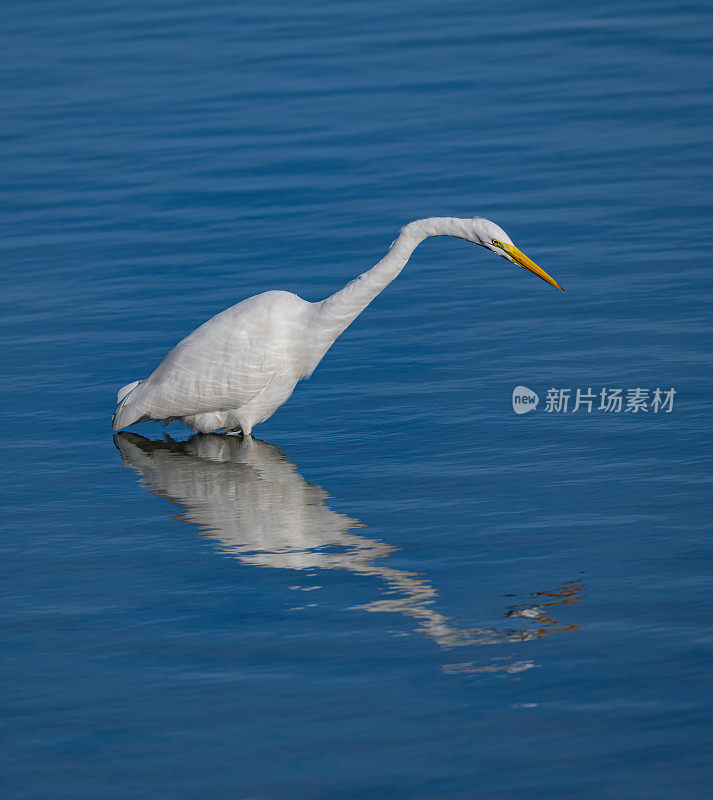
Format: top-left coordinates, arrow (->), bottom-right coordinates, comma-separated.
117,380 -> 140,404
113,380 -> 145,430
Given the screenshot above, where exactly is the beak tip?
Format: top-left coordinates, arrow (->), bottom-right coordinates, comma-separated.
503,242 -> 564,295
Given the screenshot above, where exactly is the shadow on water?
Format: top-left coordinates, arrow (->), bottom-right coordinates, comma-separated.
114,433 -> 582,666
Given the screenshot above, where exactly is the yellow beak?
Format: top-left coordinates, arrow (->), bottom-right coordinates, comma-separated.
500,242 -> 564,292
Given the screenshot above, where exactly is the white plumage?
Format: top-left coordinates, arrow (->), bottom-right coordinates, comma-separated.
113,216 -> 563,435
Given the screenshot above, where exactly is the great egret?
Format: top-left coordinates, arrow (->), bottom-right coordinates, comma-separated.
113,216 -> 563,434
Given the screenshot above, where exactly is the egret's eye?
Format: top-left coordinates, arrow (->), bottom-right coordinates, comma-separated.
491,238 -> 502,248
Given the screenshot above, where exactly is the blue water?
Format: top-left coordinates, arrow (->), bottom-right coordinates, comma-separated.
2,1 -> 712,797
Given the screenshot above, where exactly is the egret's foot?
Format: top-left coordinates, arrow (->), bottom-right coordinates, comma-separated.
224,428 -> 252,438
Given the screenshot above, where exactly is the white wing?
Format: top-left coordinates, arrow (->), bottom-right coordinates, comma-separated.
113,291 -> 315,429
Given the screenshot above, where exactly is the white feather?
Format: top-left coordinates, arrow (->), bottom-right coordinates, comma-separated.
117,380 -> 141,404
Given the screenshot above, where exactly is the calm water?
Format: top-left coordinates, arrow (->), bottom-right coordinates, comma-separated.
2,1 -> 713,797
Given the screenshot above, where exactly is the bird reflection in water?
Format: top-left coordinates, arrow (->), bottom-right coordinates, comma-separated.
114,433 -> 582,664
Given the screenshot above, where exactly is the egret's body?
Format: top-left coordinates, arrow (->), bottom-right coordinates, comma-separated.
113,217 -> 562,435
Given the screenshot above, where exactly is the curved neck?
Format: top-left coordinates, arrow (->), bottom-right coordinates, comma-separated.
317,217 -> 469,341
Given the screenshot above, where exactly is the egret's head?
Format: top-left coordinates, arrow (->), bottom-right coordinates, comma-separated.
469,217 -> 564,292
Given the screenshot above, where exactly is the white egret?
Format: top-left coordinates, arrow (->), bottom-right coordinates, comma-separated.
113,216 -> 563,434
